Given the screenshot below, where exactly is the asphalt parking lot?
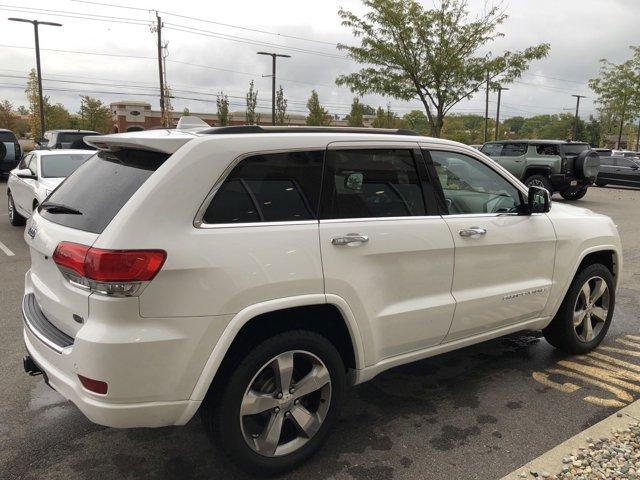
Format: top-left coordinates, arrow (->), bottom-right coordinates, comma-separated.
2,181 -> 640,480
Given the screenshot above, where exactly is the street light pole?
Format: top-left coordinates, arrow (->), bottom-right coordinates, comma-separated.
257,52 -> 291,125
571,94 -> 586,141
495,87 -> 509,141
8,18 -> 62,140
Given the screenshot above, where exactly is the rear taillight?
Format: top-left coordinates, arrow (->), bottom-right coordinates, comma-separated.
53,242 -> 166,297
77,374 -> 108,394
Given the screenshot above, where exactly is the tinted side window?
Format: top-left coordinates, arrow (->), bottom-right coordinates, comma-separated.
321,149 -> 426,219
430,151 -> 522,215
536,144 -> 560,156
501,143 -> 527,157
480,143 -> 503,157
203,150 -> 323,224
618,158 -> 637,168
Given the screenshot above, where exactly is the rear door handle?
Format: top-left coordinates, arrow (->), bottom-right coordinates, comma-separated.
331,233 -> 369,246
459,227 -> 487,238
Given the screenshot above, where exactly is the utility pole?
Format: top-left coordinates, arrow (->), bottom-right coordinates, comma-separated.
494,87 -> 509,141
483,70 -> 490,143
8,18 -> 62,141
154,12 -> 166,127
257,52 -> 291,125
571,94 -> 586,141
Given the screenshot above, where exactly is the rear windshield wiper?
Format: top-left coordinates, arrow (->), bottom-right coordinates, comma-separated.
40,201 -> 83,215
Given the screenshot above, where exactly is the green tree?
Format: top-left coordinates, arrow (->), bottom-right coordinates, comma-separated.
78,96 -> 111,133
16,105 -> 29,116
336,0 -> 550,137
245,80 -> 260,125
0,100 -> 16,130
182,107 -> 190,116
589,46 -> 640,148
403,110 -> 429,135
362,104 -> 376,116
346,98 -> 364,127
305,90 -> 332,126
46,103 -> 72,130
217,92 -> 230,126
25,69 -> 43,139
275,85 -> 288,125
371,104 -> 403,128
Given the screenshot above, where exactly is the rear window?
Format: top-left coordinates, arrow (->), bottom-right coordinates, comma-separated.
56,132 -> 98,149
0,132 -> 17,142
561,144 -> 590,156
536,144 -> 560,156
39,149 -> 168,233
41,153 -> 93,178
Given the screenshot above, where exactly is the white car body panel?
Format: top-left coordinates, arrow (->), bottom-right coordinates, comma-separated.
21,129 -> 623,429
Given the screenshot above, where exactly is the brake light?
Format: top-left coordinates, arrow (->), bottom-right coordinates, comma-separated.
53,242 -> 166,296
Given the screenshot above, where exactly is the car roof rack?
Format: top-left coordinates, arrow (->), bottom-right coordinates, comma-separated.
199,125 -> 420,136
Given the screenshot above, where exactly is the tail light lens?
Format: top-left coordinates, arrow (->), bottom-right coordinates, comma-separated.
53,242 -> 166,296
77,374 -> 108,394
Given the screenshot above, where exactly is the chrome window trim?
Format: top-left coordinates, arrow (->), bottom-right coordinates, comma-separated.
193,147 -> 326,229
320,215 -> 443,224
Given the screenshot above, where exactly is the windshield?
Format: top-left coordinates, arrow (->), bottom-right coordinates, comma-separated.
561,144 -> 590,156
39,149 -> 168,233
41,153 -> 93,178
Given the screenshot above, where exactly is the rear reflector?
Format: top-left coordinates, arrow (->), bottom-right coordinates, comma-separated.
53,242 -> 166,282
77,374 -> 108,394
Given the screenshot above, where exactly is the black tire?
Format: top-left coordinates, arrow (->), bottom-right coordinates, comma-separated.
524,174 -> 553,192
8,192 -> 26,226
560,186 -> 588,201
543,263 -> 615,354
202,330 -> 346,475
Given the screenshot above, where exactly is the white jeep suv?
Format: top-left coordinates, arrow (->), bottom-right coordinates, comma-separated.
21,123 -> 622,474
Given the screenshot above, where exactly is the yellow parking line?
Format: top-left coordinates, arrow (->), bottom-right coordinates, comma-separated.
557,360 -> 640,393
532,371 -> 581,393
599,346 -> 640,358
547,368 -> 634,404
587,351 -> 640,372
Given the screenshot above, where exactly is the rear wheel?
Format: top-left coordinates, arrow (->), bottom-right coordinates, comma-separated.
202,330 -> 346,475
560,186 -> 588,200
8,192 -> 25,226
524,174 -> 553,193
543,263 -> 614,354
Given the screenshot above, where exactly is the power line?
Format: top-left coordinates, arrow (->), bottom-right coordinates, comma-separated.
71,0 -> 339,46
0,4 -> 150,26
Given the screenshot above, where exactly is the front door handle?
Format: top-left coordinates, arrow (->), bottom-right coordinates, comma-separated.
331,233 -> 369,246
459,227 -> 487,238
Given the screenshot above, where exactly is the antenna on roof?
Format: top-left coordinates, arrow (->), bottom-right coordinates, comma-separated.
176,116 -> 210,131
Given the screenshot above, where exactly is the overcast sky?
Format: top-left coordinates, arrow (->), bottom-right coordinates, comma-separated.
1,0 -> 638,120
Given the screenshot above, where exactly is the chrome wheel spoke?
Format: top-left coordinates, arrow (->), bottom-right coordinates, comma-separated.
592,306 -> 608,323
241,390 -> 279,416
590,278 -> 606,303
274,352 -> 295,393
254,411 -> 284,456
580,282 -> 591,305
293,364 -> 330,400
289,404 -> 322,438
573,308 -> 586,327
582,314 -> 594,341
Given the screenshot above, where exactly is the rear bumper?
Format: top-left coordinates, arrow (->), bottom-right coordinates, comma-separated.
23,319 -> 201,428
549,173 -> 592,190
21,271 -> 229,428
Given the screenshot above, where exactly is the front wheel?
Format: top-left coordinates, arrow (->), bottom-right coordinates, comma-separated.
543,263 -> 615,354
202,330 -> 346,475
560,186 -> 588,201
524,174 -> 553,193
8,192 -> 26,226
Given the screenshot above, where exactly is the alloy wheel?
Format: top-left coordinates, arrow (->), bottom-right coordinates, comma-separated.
573,275 -> 610,342
240,350 -> 331,457
8,194 -> 14,222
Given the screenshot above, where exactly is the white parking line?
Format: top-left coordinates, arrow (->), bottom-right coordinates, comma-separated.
0,239 -> 15,256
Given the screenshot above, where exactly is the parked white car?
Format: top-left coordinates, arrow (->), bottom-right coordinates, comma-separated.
21,123 -> 622,474
7,149 -> 94,226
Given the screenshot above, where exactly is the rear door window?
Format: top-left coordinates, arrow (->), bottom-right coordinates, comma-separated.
501,143 -> 527,157
202,150 -> 324,224
536,144 -> 560,156
39,149 -> 168,233
320,149 -> 427,219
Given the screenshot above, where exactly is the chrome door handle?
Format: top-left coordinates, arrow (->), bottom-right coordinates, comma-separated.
331,233 -> 369,246
459,227 -> 487,237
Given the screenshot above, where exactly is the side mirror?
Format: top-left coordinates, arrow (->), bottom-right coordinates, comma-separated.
527,186 -> 551,214
16,168 -> 37,180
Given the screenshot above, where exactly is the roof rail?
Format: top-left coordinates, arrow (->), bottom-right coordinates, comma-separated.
199,125 -> 420,136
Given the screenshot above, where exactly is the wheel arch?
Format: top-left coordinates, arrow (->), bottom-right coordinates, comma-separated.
546,246 -> 620,325
523,165 -> 552,180
189,295 -> 365,404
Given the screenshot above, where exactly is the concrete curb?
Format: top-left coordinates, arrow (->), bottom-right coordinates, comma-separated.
501,400 -> 640,479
